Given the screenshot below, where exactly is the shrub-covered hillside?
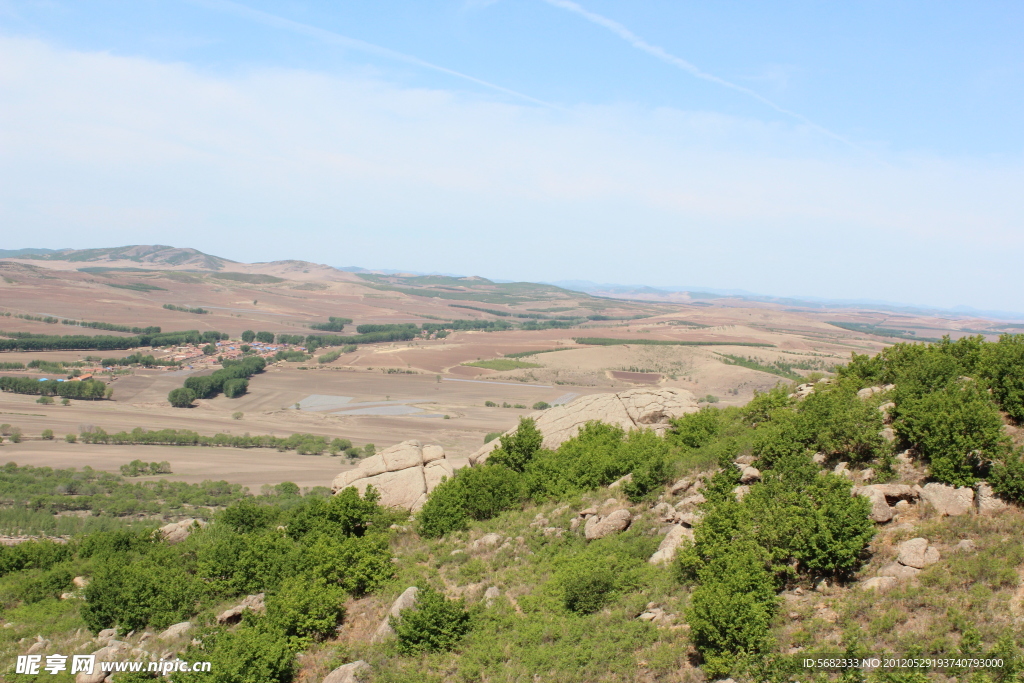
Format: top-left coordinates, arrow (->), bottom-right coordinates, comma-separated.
3,335 -> 1024,682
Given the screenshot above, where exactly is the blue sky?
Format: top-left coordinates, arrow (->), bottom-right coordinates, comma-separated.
1,1 -> 1022,311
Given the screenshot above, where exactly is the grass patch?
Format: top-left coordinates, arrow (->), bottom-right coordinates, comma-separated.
503,348 -> 574,359
209,272 -> 284,284
463,359 -> 542,371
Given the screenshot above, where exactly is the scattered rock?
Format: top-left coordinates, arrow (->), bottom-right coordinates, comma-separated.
879,427 -> 896,442
734,455 -> 757,466
669,476 -> 700,495
529,514 -> 549,528
158,622 -> 191,640
569,517 -> 581,531
857,385 -> 893,399
372,587 -> 420,643
811,452 -> 827,464
878,402 -> 895,419
484,586 -> 500,606
975,482 -> 1007,515
217,593 -> 266,625
322,660 -> 372,683
676,511 -> 700,527
833,462 -> 849,477
76,670 -> 110,683
26,638 -> 50,655
739,466 -> 761,484
854,487 -> 894,523
860,468 -> 875,482
469,388 -> 699,464
584,509 -> 632,540
648,524 -> 693,564
732,485 -> 750,501
954,539 -> 978,553
861,576 -> 897,591
96,629 -> 117,643
541,527 -> 564,538
73,576 -> 89,588
579,507 -> 598,517
920,483 -> 974,517
600,497 -> 619,509
897,538 -> 940,569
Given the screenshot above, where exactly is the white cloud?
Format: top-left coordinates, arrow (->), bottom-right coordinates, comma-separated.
0,36 -> 1022,310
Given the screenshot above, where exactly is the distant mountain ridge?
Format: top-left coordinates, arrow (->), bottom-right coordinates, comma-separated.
0,245 -> 232,271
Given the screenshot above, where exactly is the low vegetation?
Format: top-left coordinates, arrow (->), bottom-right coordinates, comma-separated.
162,303 -> 209,315
462,359 -> 542,371
573,337 -> 774,347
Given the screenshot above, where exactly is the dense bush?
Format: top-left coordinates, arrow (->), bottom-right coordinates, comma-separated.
265,576 -> 346,645
168,387 -> 196,408
392,587 -> 472,654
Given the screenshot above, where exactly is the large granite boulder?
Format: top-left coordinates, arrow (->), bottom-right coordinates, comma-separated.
322,660 -> 371,683
158,518 -> 207,544
896,538 -> 939,569
332,441 -> 456,511
371,587 -> 420,643
584,509 -> 632,540
648,524 -> 693,564
919,483 -> 974,517
469,388 -> 699,465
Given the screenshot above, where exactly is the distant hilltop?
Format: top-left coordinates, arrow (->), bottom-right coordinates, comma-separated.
0,245 -> 231,271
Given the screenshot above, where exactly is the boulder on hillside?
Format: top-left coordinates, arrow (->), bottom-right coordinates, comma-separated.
217,593 -> 265,625
322,660 -> 371,683
648,524 -> 693,565
331,441 -> 456,511
158,622 -> 191,640
468,388 -> 699,465
861,576 -> 897,591
739,466 -> 761,484
584,509 -> 632,540
878,562 -> 920,580
975,482 -> 1007,514
919,483 -> 974,516
372,587 -> 420,643
897,538 -> 939,569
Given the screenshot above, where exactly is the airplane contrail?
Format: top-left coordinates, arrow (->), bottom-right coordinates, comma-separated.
540,0 -> 853,145
187,0 -> 555,108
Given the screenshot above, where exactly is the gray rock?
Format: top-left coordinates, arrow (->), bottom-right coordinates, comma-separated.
879,427 -> 896,443
811,452 -> 827,464
322,660 -> 372,683
878,562 -> 920,580
861,576 -> 897,591
955,539 -> 978,553
158,622 -> 191,640
897,538 -> 940,569
471,533 -> 503,551
676,493 -> 706,508
96,628 -> 117,643
584,509 -> 632,540
76,670 -> 110,683
26,638 -> 50,655
732,485 -> 750,501
739,466 -> 761,484
73,576 -> 89,588
920,483 -> 974,516
372,587 -> 420,642
608,473 -> 632,489
217,593 -> 265,625
648,524 -> 693,564
975,482 -> 1007,515
483,586 -> 500,606
159,518 -> 207,545
833,462 -> 850,477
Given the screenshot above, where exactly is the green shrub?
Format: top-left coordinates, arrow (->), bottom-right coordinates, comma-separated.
484,400 -> 497,407
64,433 -> 77,443
41,429 -> 53,440
981,334 -> 1024,422
483,432 -> 501,444
168,387 -> 196,408
36,395 -> 54,405
417,474 -> 470,538
223,378 -> 248,398
893,381 -> 1007,486
488,417 -> 543,473
172,619 -> 294,683
265,576 -> 346,645
82,557 -> 199,632
532,401 -> 551,410
671,406 -> 723,448
687,539 -> 777,678
299,533 -> 393,596
392,588 -> 472,654
232,411 -> 243,420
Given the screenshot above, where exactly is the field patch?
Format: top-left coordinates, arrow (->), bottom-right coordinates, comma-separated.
462,359 -> 542,371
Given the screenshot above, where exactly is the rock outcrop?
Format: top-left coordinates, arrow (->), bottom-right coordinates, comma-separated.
158,519 -> 207,545
372,587 -> 419,643
584,508 -> 632,540
468,388 -> 699,465
919,483 -> 974,517
157,622 -> 191,640
331,441 -> 456,511
322,660 -> 372,683
217,593 -> 265,625
975,482 -> 1006,514
648,524 -> 693,564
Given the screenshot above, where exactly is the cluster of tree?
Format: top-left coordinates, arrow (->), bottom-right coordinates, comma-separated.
100,352 -> 179,367
0,329 -> 227,352
308,317 -> 352,332
119,459 -> 172,477
63,320 -> 161,334
421,319 -> 513,333
163,304 -> 209,314
273,350 -> 309,362
0,376 -> 109,399
275,334 -> 306,346
75,426 -> 373,457
169,356 -> 266,406
838,335 -> 1024,497
418,419 -> 672,538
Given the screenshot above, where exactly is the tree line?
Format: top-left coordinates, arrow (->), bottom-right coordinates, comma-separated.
0,376 -> 109,399
0,329 -> 227,352
169,355 -> 266,407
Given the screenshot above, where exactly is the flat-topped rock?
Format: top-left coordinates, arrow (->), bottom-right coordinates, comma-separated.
332,441 -> 455,511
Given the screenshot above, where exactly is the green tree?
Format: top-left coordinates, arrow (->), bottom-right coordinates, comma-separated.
172,619 -> 294,683
265,577 -> 346,645
489,417 -> 543,472
168,387 -> 196,408
241,330 -> 256,343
